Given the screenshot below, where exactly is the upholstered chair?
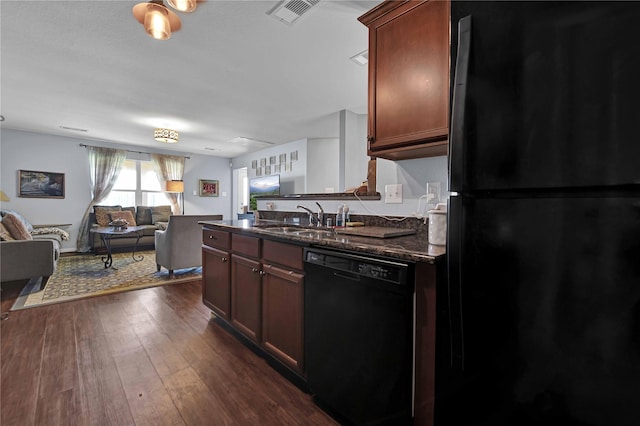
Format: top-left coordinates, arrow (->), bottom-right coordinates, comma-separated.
155,214 -> 223,276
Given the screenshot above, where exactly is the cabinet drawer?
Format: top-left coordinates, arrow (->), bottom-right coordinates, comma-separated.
263,240 -> 303,271
203,228 -> 230,250
232,233 -> 260,258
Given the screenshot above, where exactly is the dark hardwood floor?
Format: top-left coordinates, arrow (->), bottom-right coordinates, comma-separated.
0,280 -> 337,426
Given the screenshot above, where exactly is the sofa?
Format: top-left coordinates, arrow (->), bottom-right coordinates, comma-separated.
155,214 -> 223,276
89,205 -> 173,253
0,210 -> 66,284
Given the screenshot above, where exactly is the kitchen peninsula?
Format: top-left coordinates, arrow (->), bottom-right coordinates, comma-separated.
200,216 -> 445,425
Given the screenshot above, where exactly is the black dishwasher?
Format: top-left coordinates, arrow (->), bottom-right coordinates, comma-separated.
304,247 -> 414,425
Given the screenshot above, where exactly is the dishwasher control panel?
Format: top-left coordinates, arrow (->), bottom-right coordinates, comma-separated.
304,248 -> 409,285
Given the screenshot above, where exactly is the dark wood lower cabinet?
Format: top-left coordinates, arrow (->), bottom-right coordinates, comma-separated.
202,245 -> 230,319
202,226 -> 442,425
230,254 -> 262,343
261,263 -> 304,374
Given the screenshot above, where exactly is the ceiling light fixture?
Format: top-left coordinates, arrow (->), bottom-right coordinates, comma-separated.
167,0 -> 197,13
154,128 -> 179,143
132,1 -> 182,40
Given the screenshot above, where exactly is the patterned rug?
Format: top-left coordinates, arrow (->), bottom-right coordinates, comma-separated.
11,250 -> 201,310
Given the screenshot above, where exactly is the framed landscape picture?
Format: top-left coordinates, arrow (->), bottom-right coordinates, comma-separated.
18,169 -> 65,199
198,179 -> 219,197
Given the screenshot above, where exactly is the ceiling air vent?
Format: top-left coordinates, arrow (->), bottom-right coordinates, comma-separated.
268,0 -> 321,25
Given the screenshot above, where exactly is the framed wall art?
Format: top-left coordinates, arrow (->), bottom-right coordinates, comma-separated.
198,179 -> 219,197
18,169 -> 65,199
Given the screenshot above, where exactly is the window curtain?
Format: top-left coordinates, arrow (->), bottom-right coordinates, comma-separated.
76,147 -> 127,252
151,154 -> 185,215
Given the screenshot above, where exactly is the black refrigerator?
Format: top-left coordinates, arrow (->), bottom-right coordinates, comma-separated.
442,2 -> 640,425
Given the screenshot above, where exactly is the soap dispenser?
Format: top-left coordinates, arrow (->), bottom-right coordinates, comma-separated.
336,205 -> 344,227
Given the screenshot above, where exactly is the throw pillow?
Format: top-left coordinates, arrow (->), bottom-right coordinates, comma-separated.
2,213 -> 33,240
0,210 -> 34,232
151,205 -> 172,224
0,222 -> 15,241
122,206 -> 136,216
110,210 -> 137,226
136,206 -> 153,225
94,205 -> 122,227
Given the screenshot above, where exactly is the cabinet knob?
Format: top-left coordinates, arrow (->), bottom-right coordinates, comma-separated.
367,135 -> 375,143
221,257 -> 228,263
259,270 -> 266,276
209,235 -> 217,240
252,268 -> 259,273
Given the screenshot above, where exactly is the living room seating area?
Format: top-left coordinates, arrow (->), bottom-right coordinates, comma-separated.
89,204 -> 173,253
155,214 -> 223,276
0,210 -> 68,284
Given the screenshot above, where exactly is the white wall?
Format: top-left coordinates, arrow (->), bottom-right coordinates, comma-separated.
257,154 -> 449,220
231,138 -> 308,212
343,110 -> 369,191
0,125 -> 448,250
0,129 -> 231,251
307,138 -> 339,193
248,110 -> 450,219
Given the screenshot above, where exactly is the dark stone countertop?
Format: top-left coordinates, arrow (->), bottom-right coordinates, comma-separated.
200,219 -> 446,264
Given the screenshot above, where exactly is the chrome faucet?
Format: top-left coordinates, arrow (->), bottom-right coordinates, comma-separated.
297,205 -> 320,227
315,202 -> 324,227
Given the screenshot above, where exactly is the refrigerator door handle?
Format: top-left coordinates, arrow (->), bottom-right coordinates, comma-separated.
449,15 -> 472,193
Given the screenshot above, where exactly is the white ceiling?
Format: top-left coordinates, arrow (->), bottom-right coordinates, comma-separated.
1,0 -> 382,158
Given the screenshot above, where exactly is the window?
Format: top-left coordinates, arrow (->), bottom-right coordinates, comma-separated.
101,159 -> 170,207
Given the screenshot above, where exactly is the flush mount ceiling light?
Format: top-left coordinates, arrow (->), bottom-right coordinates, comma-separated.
154,128 -> 179,143
132,1 -> 182,40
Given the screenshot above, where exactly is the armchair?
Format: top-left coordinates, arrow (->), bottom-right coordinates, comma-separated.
155,214 -> 223,276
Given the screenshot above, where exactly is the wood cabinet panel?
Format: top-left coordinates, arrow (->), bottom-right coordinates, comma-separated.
230,255 -> 262,342
203,228 -> 231,250
262,240 -> 303,271
202,245 -> 230,319
415,260 -> 439,426
359,0 -> 450,160
261,264 -> 304,373
232,234 -> 260,258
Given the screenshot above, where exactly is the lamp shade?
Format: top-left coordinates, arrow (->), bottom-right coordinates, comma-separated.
166,180 -> 184,193
0,190 -> 10,202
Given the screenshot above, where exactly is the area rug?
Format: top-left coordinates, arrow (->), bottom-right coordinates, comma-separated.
11,250 -> 201,310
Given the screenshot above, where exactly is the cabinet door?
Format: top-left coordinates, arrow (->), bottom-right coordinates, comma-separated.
202,245 -> 230,320
261,264 -> 304,373
361,0 -> 450,160
230,254 -> 262,342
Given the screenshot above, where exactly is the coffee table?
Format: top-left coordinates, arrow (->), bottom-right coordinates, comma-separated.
90,225 -> 146,268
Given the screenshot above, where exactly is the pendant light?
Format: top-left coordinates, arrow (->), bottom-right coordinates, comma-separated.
132,1 -> 182,41
167,0 -> 197,13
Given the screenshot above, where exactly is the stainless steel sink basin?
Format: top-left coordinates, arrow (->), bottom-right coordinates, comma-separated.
260,226 -> 304,234
294,230 -> 337,238
260,226 -> 337,239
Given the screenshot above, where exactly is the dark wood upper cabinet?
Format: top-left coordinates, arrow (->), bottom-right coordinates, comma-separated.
359,0 -> 450,160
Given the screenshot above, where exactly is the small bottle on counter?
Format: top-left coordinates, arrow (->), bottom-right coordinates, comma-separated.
336,205 -> 344,227
343,204 -> 350,225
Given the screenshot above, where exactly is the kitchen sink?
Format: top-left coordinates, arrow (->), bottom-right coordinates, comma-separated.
260,226 -> 304,234
294,230 -> 337,238
260,226 -> 338,240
